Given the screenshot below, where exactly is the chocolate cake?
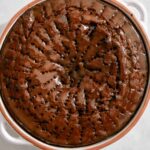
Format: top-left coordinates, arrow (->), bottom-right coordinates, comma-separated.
0,0 -> 148,147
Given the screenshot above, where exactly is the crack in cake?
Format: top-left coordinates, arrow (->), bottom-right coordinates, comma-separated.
0,0 -> 148,147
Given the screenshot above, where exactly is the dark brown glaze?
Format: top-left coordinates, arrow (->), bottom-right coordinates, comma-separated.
0,0 -> 148,147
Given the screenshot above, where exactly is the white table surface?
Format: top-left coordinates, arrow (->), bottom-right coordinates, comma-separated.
0,0 -> 150,150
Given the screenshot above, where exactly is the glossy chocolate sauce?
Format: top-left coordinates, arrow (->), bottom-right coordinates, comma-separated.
0,0 -> 148,147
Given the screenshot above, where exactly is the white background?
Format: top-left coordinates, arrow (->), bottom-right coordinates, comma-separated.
0,0 -> 150,150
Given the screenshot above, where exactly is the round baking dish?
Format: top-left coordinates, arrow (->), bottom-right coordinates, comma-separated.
0,0 -> 150,149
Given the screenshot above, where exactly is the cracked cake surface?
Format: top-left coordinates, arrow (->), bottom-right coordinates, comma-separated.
0,0 -> 148,147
